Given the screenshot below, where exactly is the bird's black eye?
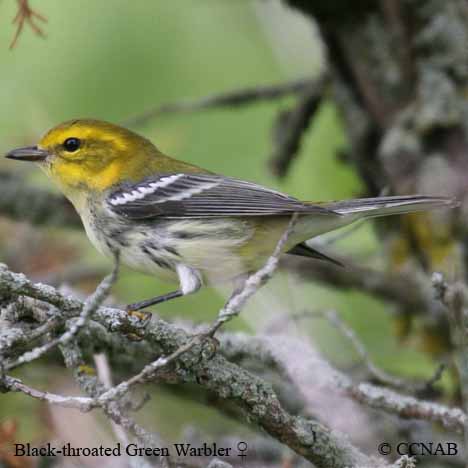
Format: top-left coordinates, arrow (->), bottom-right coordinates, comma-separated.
63,137 -> 81,152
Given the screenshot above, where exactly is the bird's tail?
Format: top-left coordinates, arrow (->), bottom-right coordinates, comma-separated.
291,195 -> 458,248
323,195 -> 458,219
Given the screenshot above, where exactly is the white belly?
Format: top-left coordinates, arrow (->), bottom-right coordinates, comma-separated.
80,205 -> 254,285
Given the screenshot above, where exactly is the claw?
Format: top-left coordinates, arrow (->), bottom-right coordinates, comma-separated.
125,332 -> 145,342
200,335 -> 220,361
125,308 -> 152,328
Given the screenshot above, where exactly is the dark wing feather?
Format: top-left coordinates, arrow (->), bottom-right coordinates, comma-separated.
107,173 -> 337,219
287,243 -> 344,267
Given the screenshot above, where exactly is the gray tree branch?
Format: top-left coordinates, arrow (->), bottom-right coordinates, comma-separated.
0,261 -> 374,468
1,262 -> 465,466
0,172 -> 80,228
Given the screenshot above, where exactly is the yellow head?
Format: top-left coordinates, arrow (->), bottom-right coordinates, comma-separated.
7,119 -> 162,194
5,119 -> 201,205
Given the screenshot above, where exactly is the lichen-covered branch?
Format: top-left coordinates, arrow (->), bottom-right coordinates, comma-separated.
433,273 -> 468,454
6,260 -> 119,370
59,340 -> 165,465
281,255 -> 438,314
0,263 -> 373,467
346,382 -> 466,434
0,173 -> 80,228
2,261 -> 465,465
220,332 -> 467,433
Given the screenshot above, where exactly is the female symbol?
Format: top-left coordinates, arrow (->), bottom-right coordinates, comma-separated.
237,441 -> 247,461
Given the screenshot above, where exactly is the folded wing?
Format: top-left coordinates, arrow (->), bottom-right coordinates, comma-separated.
107,173 -> 337,219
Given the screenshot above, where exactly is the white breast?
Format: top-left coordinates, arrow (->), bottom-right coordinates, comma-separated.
79,200 -> 255,284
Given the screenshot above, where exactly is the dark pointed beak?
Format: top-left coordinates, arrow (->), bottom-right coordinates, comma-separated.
5,145 -> 49,162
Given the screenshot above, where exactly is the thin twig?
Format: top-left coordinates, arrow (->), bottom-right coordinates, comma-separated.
93,353 -> 160,468
0,314 -> 62,353
10,0 -> 47,49
59,340 -> 165,460
263,309 -> 446,394
268,79 -> 327,177
94,353 -> 129,446
421,362 -> 447,392
5,259 -> 119,370
309,310 -> 446,394
2,375 -> 96,410
122,78 -> 316,127
210,213 -> 299,334
281,255 -> 439,316
347,381 -> 466,433
315,310 -> 420,391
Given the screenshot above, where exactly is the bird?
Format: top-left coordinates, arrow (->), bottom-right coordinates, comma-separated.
5,119 -> 458,312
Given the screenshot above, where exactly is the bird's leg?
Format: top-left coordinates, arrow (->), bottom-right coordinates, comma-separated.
125,264 -> 202,313
126,290 -> 184,312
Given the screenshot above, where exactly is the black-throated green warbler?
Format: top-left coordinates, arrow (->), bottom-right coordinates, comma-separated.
5,119 -> 458,311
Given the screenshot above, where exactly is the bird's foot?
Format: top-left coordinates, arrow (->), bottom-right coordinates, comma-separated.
125,306 -> 152,328
198,334 -> 220,361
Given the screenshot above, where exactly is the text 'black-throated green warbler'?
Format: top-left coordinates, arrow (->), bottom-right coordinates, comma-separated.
5,119 -> 458,312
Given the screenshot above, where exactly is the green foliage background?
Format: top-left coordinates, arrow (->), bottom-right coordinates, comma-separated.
0,0 -> 444,443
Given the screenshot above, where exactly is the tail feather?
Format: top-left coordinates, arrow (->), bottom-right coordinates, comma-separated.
323,195 -> 458,218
